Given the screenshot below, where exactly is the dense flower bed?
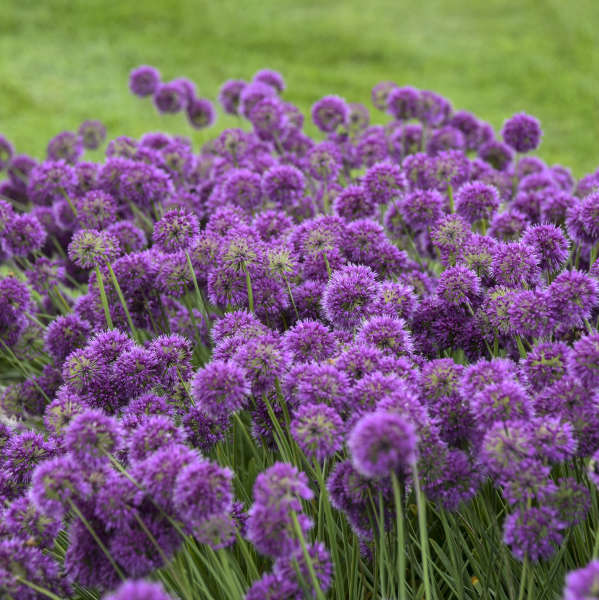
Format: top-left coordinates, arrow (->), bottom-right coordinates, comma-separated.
1,66 -> 599,599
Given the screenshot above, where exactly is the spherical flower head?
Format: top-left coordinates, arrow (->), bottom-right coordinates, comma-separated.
363,161 -> 406,206
249,97 -> 284,141
191,359 -> 249,420
568,334 -> 599,388
311,95 -> 350,133
372,281 -> 418,320
68,228 -> 121,269
521,223 -> 569,272
153,81 -> 187,114
105,580 -> 174,600
293,363 -> 350,413
2,213 -> 46,256
186,97 -> 216,129
417,90 -> 452,126
0,134 -> 14,170
455,181 -> 499,224
356,128 -> 388,167
322,263 -> 378,330
387,85 -> 419,120
371,81 -> 396,111
581,191 -> 599,242
307,141 -> 342,182
113,346 -> 160,399
502,112 -> 542,153
348,411 -> 417,478
77,119 -> 106,150
431,214 -> 472,266
291,403 -> 343,462
25,257 -> 66,294
522,341 -> 568,392
128,415 -> 186,461
491,241 -> 540,287
26,160 -> 76,206
426,125 -> 466,156
471,380 -> 533,427
333,184 -> 376,221
478,140 -> 514,171
506,289 -> 550,338
44,313 -> 91,364
152,208 -> 199,253
547,270 -> 599,328
174,459 -> 233,528
129,65 -> 161,97
222,168 -> 263,214
253,68 -> 285,93
107,221 -> 147,254
75,190 -> 118,230
106,135 -> 138,159
218,79 -> 246,115
282,320 -> 336,363
238,80 -> 276,119
356,315 -> 413,357
437,265 -> 481,307
64,409 -> 122,466
503,505 -> 564,562
449,110 -> 481,150
253,462 -> 314,508
47,131 -> 83,163
30,454 -> 91,520
563,560 -> 599,600
262,164 -> 305,208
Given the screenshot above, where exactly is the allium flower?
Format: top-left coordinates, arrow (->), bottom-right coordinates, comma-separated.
321,263 -> 378,330
426,126 -> 466,155
437,265 -> 481,307
333,184 -> 376,221
503,505 -> 563,562
273,541 -> 333,596
431,214 -> 472,266
152,208 -> 199,253
547,270 -> 598,328
491,241 -> 540,287
307,141 -> 341,182
478,140 -> 514,171
186,97 -> 216,129
222,168 -> 263,214
507,289 -> 551,338
522,341 -> 568,392
356,315 -> 413,357
348,411 -> 417,478
78,119 -> 106,150
253,68 -> 285,92
218,79 -> 246,115
174,459 -> 234,527
363,161 -> 406,206
47,131 -> 83,163
153,81 -> 187,113
522,223 -> 569,272
471,380 -> 533,427
2,213 -> 46,256
282,320 -> 336,363
239,81 -> 276,118
105,580 -> 174,600
68,228 -> 121,268
262,164 -> 305,208
129,65 -> 161,97
502,112 -> 542,153
563,560 -> 599,600
113,346 -> 159,399
27,160 -> 76,205
455,181 -> 499,224
75,190 -> 118,230
387,85 -> 419,120
580,191 -> 599,242
291,403 -> 343,461
567,334 -> 599,388
249,97 -> 284,141
44,314 -> 91,363
311,95 -> 349,133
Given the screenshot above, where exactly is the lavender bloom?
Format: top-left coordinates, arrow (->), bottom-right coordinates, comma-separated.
282,320 -> 336,363
348,411 -> 417,478
129,65 -> 161,97
291,403 -> 343,461
563,561 -> 599,600
455,181 -> 499,224
44,314 -> 91,363
218,79 -> 246,115
322,264 -> 378,330
387,86 -> 419,120
567,334 -> 599,388
502,112 -> 542,153
152,208 -> 199,253
491,241 -> 540,287
262,164 -> 305,208
522,223 -> 569,272
547,270 -> 598,328
311,95 -> 350,133
437,265 -> 481,307
68,228 -> 121,268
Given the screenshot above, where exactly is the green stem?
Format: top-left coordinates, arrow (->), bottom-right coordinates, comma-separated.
447,184 -> 454,213
15,578 -> 63,600
185,250 -> 209,321
392,473 -> 407,600
106,262 -> 138,341
244,265 -> 254,313
283,275 -> 300,320
95,265 -> 113,329
412,464 -> 432,600
323,252 -> 332,279
61,188 -> 78,217
291,511 -> 327,600
517,556 -> 528,600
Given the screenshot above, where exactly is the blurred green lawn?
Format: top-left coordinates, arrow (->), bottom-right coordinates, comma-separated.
1,0 -> 598,175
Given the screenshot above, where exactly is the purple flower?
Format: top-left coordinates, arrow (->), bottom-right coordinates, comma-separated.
348,411 -> 417,478
547,270 -> 598,328
253,68 -> 285,93
128,415 -> 186,461
64,409 -> 122,466
581,191 -> 599,242
129,65 -> 161,97
437,265 -> 481,307
522,223 -> 569,272
563,560 -> 599,600
262,164 -> 305,209
371,81 -> 397,111
273,541 -> 333,596
152,208 -> 199,253
47,131 -> 83,163
281,319 -> 336,363
567,334 -> 599,388
2,213 -> 47,256
478,140 -> 514,171
491,241 -> 540,287
455,181 -> 499,224
356,315 -> 413,357
153,81 -> 187,113
218,79 -> 246,115
387,86 -> 419,120
186,97 -> 216,129
363,161 -> 406,206
502,112 -> 542,153
75,190 -> 118,230
68,228 -> 121,268
291,403 -> 343,461
78,119 -> 106,150
522,341 -> 568,392
222,168 -> 263,214
307,141 -> 341,182
333,184 -> 376,221
105,580 -> 174,600
44,313 -> 91,363
311,95 -> 350,133
471,380 -> 533,428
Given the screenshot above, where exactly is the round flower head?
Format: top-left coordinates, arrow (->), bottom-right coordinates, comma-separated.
26,257 -> 66,294
222,168 -> 263,214
153,81 -> 187,113
521,223 -> 569,272
502,112 -> 542,153
311,95 -> 350,133
27,160 -> 76,206
478,140 -> 514,171
47,131 -> 83,163
580,191 -> 599,242
437,265 -> 481,307
113,346 -> 159,399
356,128 -> 388,167
152,208 -> 199,253
417,90 -> 451,126
75,190 -> 118,230
248,97 -> 284,141
191,360 -> 249,420
563,560 -> 599,600
371,81 -> 396,111
105,136 -> 138,159
307,141 -> 341,182
68,228 -> 120,268
282,320 -> 336,363
78,119 -> 106,150
348,411 -> 417,478
333,184 -> 376,221
129,65 -> 161,97
107,220 -> 147,254
491,241 -> 540,287
64,409 -> 122,466
449,110 -> 481,150
7,153 -> 37,190
322,263 -> 378,330
262,164 -> 305,209
186,97 -> 216,129
547,270 -> 598,328
128,415 -> 186,461
522,341 -> 568,392
506,289 -> 551,338
363,161 -> 406,206
2,213 -> 46,256
431,214 -> 472,266
387,85 -> 419,120
253,68 -> 285,93
471,380 -> 533,428
105,580 -> 174,600
567,334 -> 599,388
426,126 -> 466,155
455,181 -> 499,224
218,79 -> 246,115
291,403 -> 343,462
348,102 -> 370,131
372,281 -> 418,320
44,313 -> 91,364
238,80 -> 276,119
0,135 -> 14,170
356,315 -> 413,357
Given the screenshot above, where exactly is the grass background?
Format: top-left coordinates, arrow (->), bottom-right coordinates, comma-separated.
1,0 -> 598,175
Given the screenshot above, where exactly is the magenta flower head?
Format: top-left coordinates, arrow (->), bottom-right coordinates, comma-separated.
262,164 -> 305,208
437,265 -> 481,307
580,191 -> 599,242
455,181 -> 500,224
129,65 -> 161,97
501,112 -> 542,153
44,313 -> 91,364
153,81 -> 187,114
568,334 -> 599,388
253,68 -> 285,93
491,241 -> 540,287
333,184 -> 376,221
356,315 -> 413,357
27,160 -> 76,206
186,97 -> 216,129
68,228 -> 121,268
75,190 -> 118,230
371,81 -> 396,110
547,270 -> 599,328
363,161 -> 406,205
478,140 -> 514,171
563,560 -> 599,600
78,119 -> 106,150
218,79 -> 246,115
522,223 -> 569,272
105,580 -> 174,600
307,141 -> 342,182
322,263 -> 378,330
387,86 -> 419,120
311,95 -> 350,133
152,208 -> 199,253
47,131 -> 83,163
239,81 -> 275,118
348,411 -> 417,478
2,213 -> 47,257
291,403 -> 343,462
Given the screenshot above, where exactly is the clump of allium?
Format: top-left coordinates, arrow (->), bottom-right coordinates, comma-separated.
455,181 -> 499,224
333,184 -> 376,221
152,208 -> 199,253
218,79 -> 246,115
501,112 -> 542,153
348,411 -> 417,478
322,263 -> 378,330
372,281 -> 418,321
387,85 -> 419,120
355,315 -> 413,357
521,223 -> 569,272
129,65 -> 161,97
222,168 -> 263,214
153,81 -> 187,114
291,403 -> 344,461
282,320 -> 336,363
522,341 -> 568,392
47,131 -> 83,163
431,214 -> 472,266
44,314 -> 91,364
311,95 -> 349,132
68,228 -> 121,268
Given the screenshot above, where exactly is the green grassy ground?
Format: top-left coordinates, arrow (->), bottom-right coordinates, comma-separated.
1,0 -> 598,175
